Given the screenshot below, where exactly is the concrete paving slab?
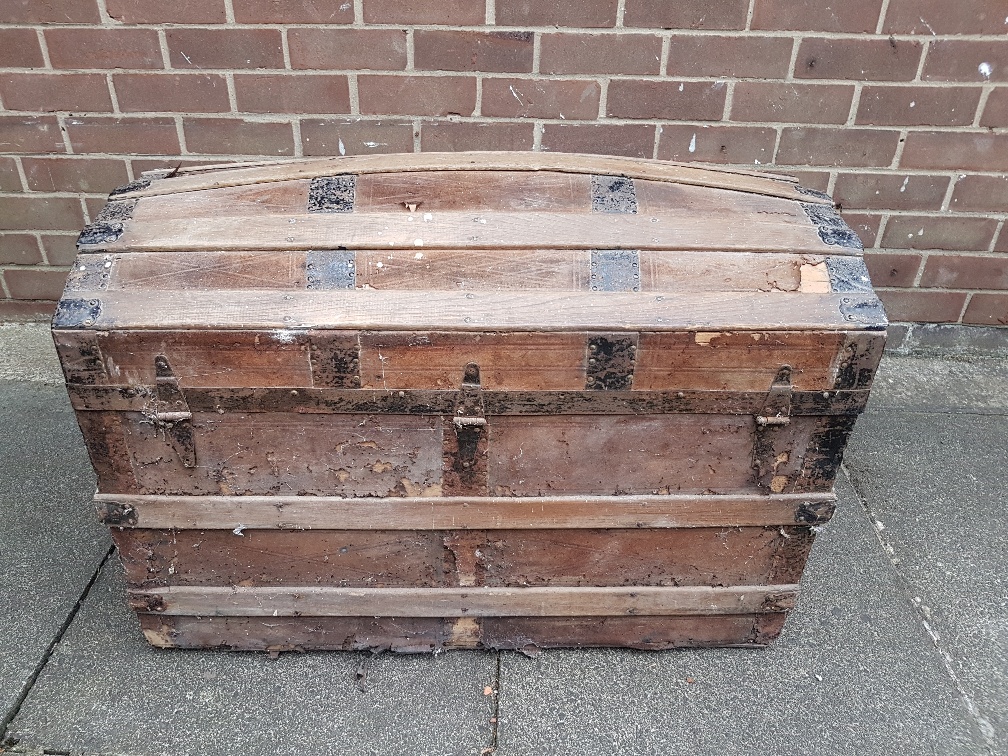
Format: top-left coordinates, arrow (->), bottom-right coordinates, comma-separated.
494,473 -> 987,756
0,381 -> 111,729
0,323 -> 64,385
8,560 -> 497,756
845,357 -> 1008,752
869,353 -> 1008,414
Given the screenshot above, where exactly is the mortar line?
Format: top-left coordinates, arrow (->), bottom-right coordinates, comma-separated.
940,174 -> 959,212
875,0 -> 892,35
158,29 -> 172,70
406,29 -> 415,71
225,72 -> 238,114
13,156 -> 29,193
839,464 -> 996,745
35,233 -> 50,265
353,0 -> 363,26
485,0 -> 495,25
35,29 -> 53,69
0,546 -> 116,745
785,36 -> 801,82
348,73 -> 360,116
532,121 -> 543,150
658,35 -> 671,76
652,124 -> 662,160
531,32 -> 541,75
972,85 -> 993,128
987,219 -> 1005,253
914,40 -> 930,82
957,292 -> 973,322
291,118 -> 303,158
597,78 -> 609,119
490,651 -> 502,753
280,28 -> 292,70
412,118 -> 421,152
474,77 -> 483,117
615,0 -> 626,28
0,271 -> 10,299
744,0 -> 757,31
223,0 -> 235,23
845,83 -> 862,126
56,116 -> 74,154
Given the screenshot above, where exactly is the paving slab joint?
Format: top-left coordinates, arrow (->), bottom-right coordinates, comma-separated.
0,547 -> 117,751
839,464 -> 998,750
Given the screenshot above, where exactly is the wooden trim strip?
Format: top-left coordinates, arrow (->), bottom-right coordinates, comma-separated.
67,385 -> 871,416
117,152 -> 822,204
128,584 -> 800,618
54,290 -> 882,331
80,211 -> 842,256
94,492 -> 836,530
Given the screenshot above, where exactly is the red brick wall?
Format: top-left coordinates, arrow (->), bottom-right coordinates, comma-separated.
1,0 -> 1006,326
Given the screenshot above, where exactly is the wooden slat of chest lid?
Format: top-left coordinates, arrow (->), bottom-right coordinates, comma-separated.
129,584 -> 799,618
95,492 -> 834,530
76,289 -> 878,331
116,152 -> 823,204
88,210 -> 836,255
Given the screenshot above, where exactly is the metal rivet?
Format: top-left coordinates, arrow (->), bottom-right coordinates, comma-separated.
588,358 -> 596,365
589,344 -> 598,352
586,376 -> 595,384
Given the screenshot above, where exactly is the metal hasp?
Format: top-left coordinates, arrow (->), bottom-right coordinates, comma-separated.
752,366 -> 795,492
453,362 -> 487,469
151,355 -> 197,468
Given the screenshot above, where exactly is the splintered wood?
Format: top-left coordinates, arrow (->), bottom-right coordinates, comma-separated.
55,152 -> 887,652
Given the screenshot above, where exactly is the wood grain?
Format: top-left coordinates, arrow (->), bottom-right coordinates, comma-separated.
115,152 -> 822,204
129,583 -> 800,617
94,491 -> 835,530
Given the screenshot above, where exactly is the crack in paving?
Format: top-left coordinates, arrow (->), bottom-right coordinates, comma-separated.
840,464 -> 997,752
0,547 -> 117,753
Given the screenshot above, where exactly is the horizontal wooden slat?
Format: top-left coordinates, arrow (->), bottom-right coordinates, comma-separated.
66,385 -> 871,415
57,290 -> 881,331
82,211 -> 838,256
117,152 -> 821,204
129,584 -> 799,618
94,492 -> 835,530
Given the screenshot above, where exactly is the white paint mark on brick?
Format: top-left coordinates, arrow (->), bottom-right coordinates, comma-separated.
978,62 -> 993,80
900,176 -> 909,192
688,133 -> 696,153
338,138 -> 346,156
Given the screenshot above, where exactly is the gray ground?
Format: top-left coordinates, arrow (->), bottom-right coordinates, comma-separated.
0,323 -> 1004,756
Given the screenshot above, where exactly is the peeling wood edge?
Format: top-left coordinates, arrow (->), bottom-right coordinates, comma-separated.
127,584 -> 801,618
94,491 -> 837,530
66,385 -> 872,416
113,152 -> 823,205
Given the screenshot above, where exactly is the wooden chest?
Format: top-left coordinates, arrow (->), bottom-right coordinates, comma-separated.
54,152 -> 886,653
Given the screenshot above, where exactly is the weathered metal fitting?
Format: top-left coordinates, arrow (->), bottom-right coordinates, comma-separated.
796,500 -> 836,525
308,175 -> 356,213
98,500 -> 138,527
52,297 -> 101,329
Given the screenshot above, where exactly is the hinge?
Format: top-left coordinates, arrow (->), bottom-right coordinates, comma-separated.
149,355 -> 197,469
453,362 -> 487,469
586,333 -> 638,390
752,366 -> 795,492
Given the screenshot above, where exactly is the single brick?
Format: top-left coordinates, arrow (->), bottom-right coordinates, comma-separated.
863,251 -> 923,288
883,0 -> 1008,35
656,124 -> 776,165
46,28 -> 164,70
901,132 -> 1008,172
607,80 -> 726,120
497,0 -> 618,28
882,215 -> 998,252
920,254 -> 1008,290
833,173 -> 949,211
0,157 -> 21,192
949,175 -> 1008,213
114,73 -> 231,114
2,0 -> 100,23
624,0 -> 748,29
666,35 -> 793,78
414,31 -> 534,74
839,211 -> 882,247
751,0 -> 884,32
22,156 -> 130,194
0,234 -> 44,265
875,289 -> 968,323
963,294 -> 1008,326
730,82 -> 854,124
0,29 -> 45,68
106,0 -> 226,22
980,87 -> 1008,127
0,73 -> 112,113
235,0 -> 354,23
301,119 -> 415,156
420,120 -> 535,151
363,0 -> 484,24
777,127 -> 901,167
482,78 -> 600,119
289,28 -> 408,71
856,85 -> 982,127
540,123 -> 656,158
64,116 -> 181,155
997,226 -> 1008,253
795,37 -> 922,82
234,74 -> 351,115
0,300 -> 58,319
540,33 -> 662,76
183,118 -> 295,156
358,75 -> 477,117
3,268 -> 70,301
923,40 -> 1008,83
0,196 -> 85,231
0,116 -> 66,153
166,28 -> 284,70
40,234 -> 80,266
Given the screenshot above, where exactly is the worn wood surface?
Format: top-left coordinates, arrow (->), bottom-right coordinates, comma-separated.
128,584 -> 799,618
138,613 -> 787,651
115,152 -> 821,203
112,526 -> 812,589
94,491 -> 835,530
